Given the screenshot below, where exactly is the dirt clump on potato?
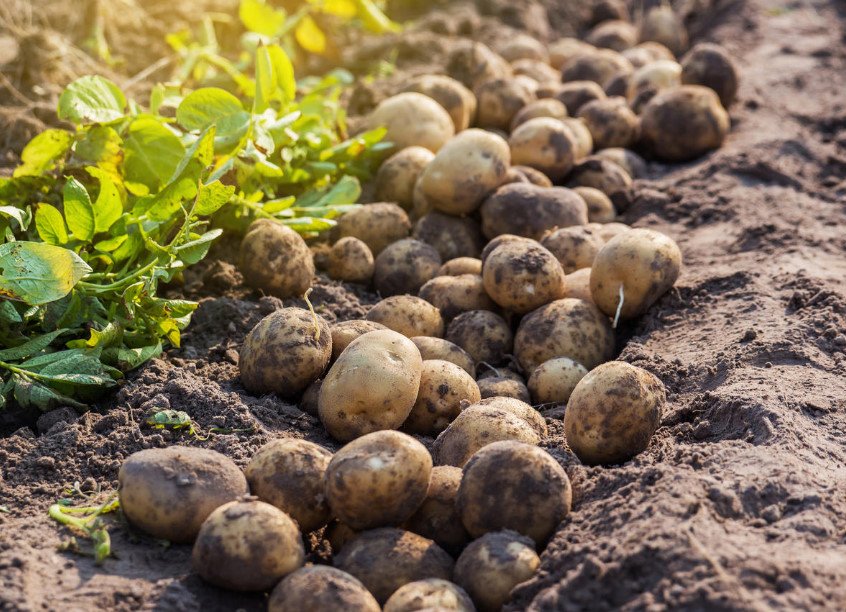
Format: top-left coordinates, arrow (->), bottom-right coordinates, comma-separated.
482,240 -> 566,314
432,406 -> 540,467
268,566 -> 380,612
374,146 -> 436,211
239,219 -> 314,298
367,295 -> 444,338
481,183 -> 588,240
374,238 -> 441,296
334,203 -> 411,255
403,466 -> 471,556
446,310 -> 513,365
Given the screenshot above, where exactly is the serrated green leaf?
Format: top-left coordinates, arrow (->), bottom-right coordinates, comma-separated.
35,204 -> 69,245
194,182 -> 235,216
123,117 -> 186,192
0,329 -> 67,362
174,229 -> 223,265
13,129 -> 73,178
57,76 -> 127,125
63,178 -> 95,241
0,242 -> 91,305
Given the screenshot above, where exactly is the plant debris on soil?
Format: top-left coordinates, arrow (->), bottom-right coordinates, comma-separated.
2,0 -> 846,610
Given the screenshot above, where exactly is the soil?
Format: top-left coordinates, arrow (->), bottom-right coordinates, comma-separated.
2,0 -> 846,611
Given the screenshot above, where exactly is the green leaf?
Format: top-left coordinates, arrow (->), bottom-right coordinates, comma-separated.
194,182 -> 235,216
173,229 -> 223,265
239,0 -> 286,36
170,127 -> 216,184
263,196 -> 296,213
13,129 -> 73,178
146,177 -> 198,222
35,204 -> 69,245
0,329 -> 67,362
176,88 -> 250,153
12,377 -> 88,411
104,343 -> 162,371
267,45 -> 296,103
0,206 -> 32,229
254,45 -> 275,115
0,300 -> 22,324
93,235 -> 127,252
86,167 -> 123,233
123,117 -> 186,193
0,242 -> 91,305
57,76 -> 127,125
75,126 -> 122,181
63,178 -> 95,241
66,322 -> 122,349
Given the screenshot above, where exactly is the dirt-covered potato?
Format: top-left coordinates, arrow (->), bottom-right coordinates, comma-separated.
591,147 -> 647,179
433,406 -> 540,467
474,396 -> 547,436
481,184 -> 588,241
330,320 -> 388,360
325,431 -> 432,529
474,77 -> 536,131
325,237 -> 374,284
385,579 -> 474,612
577,96 -> 640,150
627,59 -> 682,102
457,441 -> 572,544
118,447 -> 248,544
590,228 -> 682,320
438,257 -> 482,277
365,92 -> 455,152
447,40 -> 513,91
593,221 -> 631,243
446,310 -> 513,365
269,566 -> 380,612
374,146 -> 436,211
326,520 -> 360,554
562,267 -> 594,302
681,42 -> 740,108
418,129 -> 510,216
565,361 -> 665,465
548,37 -> 595,70
497,33 -> 548,63
528,357 -> 588,405
240,308 -> 332,397
334,528 -> 454,604
638,5 -> 688,56
514,298 -> 615,373
404,360 -> 481,435
239,219 -> 314,298
419,274 -> 496,321
511,58 -> 561,85
367,295 -> 445,338
562,49 -> 633,86
555,80 -> 606,115
192,499 -> 305,591
454,530 -> 540,612
482,240 -> 566,314
573,186 -> 616,222
411,337 -> 475,376
628,41 -> 676,64
413,212 -> 484,261
479,234 -> 533,263
477,367 -> 524,383
510,98 -> 569,131
319,329 -> 423,440
560,117 -> 595,159
300,378 -> 322,416
585,19 -> 638,52
335,203 -> 411,255
603,71 -> 631,98
508,118 -> 578,181
245,439 -> 332,533
374,238 -> 441,296
541,224 -> 605,273
477,377 -> 531,403
402,75 -> 477,132
511,165 -> 554,188
404,466 -> 471,556
567,157 -> 632,210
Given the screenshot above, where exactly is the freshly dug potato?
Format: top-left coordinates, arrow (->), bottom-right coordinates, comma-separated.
638,5 -> 688,56
622,46 -> 658,69
629,41 -> 676,64
590,228 -> 682,320
528,357 -> 588,405
585,19 -> 638,52
326,237 -> 375,284
476,367 -> 524,383
565,361 -> 665,465
240,308 -> 332,397
480,183 -> 588,241
567,157 -> 632,211
412,337 -> 475,376
541,225 -> 605,273
334,528 -> 454,604
433,406 -> 540,467
555,80 -> 606,115
591,0 -> 629,25
456,441 -> 572,544
511,165 -> 554,188
325,430 -> 432,529
374,146 -> 436,211
446,310 -> 513,365
511,58 -> 561,85
454,531 -> 540,612
560,117 -> 595,159
593,221 -> 631,243
319,329 -> 423,441
192,499 -> 304,591
411,177 -> 434,220
562,267 -> 594,302
548,37 -> 595,70
365,92 -> 455,152
438,257 -> 482,277
474,77 -> 536,131
482,240 -> 566,314
514,298 -> 615,373
268,566 -> 380,612
508,118 -> 578,182
326,520 -> 360,554
239,219 -> 313,298
335,203 -> 411,255
404,466 -> 471,556
245,439 -> 332,533
385,579 -> 474,612
477,377 -> 531,403
681,42 -> 740,108
627,59 -> 682,102
474,396 -> 547,437
591,147 -> 647,179
603,71 -> 631,97
577,97 -> 640,150
480,234 -> 533,263
118,447 -> 248,544
374,238 -> 441,296
534,81 -> 566,100
562,49 -> 633,86
419,274 -> 496,321
367,295 -> 444,338
405,360 -> 481,435
573,186 -> 616,223
299,378 -> 322,416
510,98 -> 569,131
498,34 -> 548,63
402,74 -> 477,132
413,212 -> 484,261
447,40 -> 513,91
418,129 -> 510,216
330,320 -> 388,360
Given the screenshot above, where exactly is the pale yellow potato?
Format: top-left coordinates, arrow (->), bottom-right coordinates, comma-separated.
405,360 -> 481,435
480,234 -> 534,263
508,117 -> 578,181
403,466 -> 471,556
477,377 -> 531,403
482,240 -> 566,314
384,579 -> 475,612
577,96 -> 640,150
447,40 -> 513,91
413,212 -> 484,261
446,310 -> 513,365
562,49 -> 633,86
560,117 -> 595,159
412,176 -> 434,220
586,19 -> 638,52
411,337 -> 475,376
326,237 -> 374,284
239,219 -> 313,298
555,80 -> 606,116
481,184 -> 588,241
476,367 -> 524,384
473,396 -> 547,436
574,186 -> 616,223
330,320 -> 388,360
374,146 -> 436,211
590,147 -> 647,179
365,92 -> 455,152
594,221 -> 631,243
681,43 -> 740,108
419,274 -> 496,321
269,566 -> 380,612
562,267 -> 594,302
528,357 -> 588,405
566,157 -> 632,203
510,98 -> 569,131
367,295 -> 445,338
432,406 -> 540,467
498,33 -> 549,63
548,38 -> 595,70
474,77 -> 536,131
511,165 -> 554,187
511,59 -> 561,86
638,5 -> 688,56
299,377 -> 322,416
540,224 -> 605,273
334,203 -> 411,255
438,257 -> 482,277
627,59 -> 682,101
402,74 -> 478,132
374,238 -> 441,296
628,41 -> 676,64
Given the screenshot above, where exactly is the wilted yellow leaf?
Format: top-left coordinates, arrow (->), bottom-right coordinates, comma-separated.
295,15 -> 327,54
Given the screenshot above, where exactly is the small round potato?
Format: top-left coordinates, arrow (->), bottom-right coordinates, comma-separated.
118,447 -> 248,544
555,80 -> 606,115
474,396 -> 547,437
457,441 -> 572,544
326,237 -> 375,284
510,98 -> 569,131
577,96 -> 640,150
245,439 -> 332,533
268,566 -> 380,612
586,19 -> 637,52
192,499 -> 305,591
573,186 -> 616,223
454,531 -> 540,612
514,298 -> 615,373
511,165 -> 554,187
681,42 -> 740,108
405,360 -> 481,435
438,257 -> 482,277
335,203 -> 411,255
591,147 -> 647,179
638,5 -> 688,56
411,337 -> 476,376
403,466 -> 471,556
498,34 -> 549,63
240,308 -> 332,397
447,40 -> 513,91
413,212 -> 484,261
319,329 -> 423,441
367,295 -> 445,338
330,320 -> 388,360
481,183 -> 588,241
419,274 -> 496,321
446,310 -> 513,365
476,367 -> 524,383
433,406 -> 540,467
482,240 -> 566,314
627,59 -> 682,102
629,41 -> 676,65
528,357 -> 588,405
548,37 -> 595,70
560,117 -> 595,159
325,430 -> 432,530
594,221 -> 631,243
562,267 -> 594,302
508,118 -> 578,181
562,49 -> 633,86
299,378 -> 322,416
239,219 -> 313,298
591,0 -> 630,24
541,224 -> 605,273
385,579 -> 475,612
511,58 -> 561,85
474,77 -> 536,131
374,146 -> 436,211
590,228 -> 682,320
565,361 -> 666,465
374,238 -> 442,296
477,377 -> 531,403
334,528 -> 454,604
402,74 -> 478,132
567,157 -> 632,209
365,92 -> 455,153
603,71 -> 631,98
480,234 -> 534,263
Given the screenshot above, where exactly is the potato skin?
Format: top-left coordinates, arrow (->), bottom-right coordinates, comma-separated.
413,212 -> 484,261
192,499 -> 305,591
555,80 -> 606,116
474,77 -> 536,131
481,184 -> 588,241
326,237 -> 375,284
638,5 -> 688,56
577,96 -> 640,150
681,42 -> 740,108
335,203 -> 411,255
384,579 -> 475,612
403,74 -> 477,132
405,360 -> 481,435
562,49 -> 633,86
330,320 -> 388,360
268,566 -> 380,612
403,466 -> 471,556
411,337 -> 475,376
475,396 -> 547,437
588,146 -> 647,178
508,118 -> 577,181
560,117 -> 595,159
438,257 -> 482,277
319,329 -> 423,441
562,267 -> 594,302
586,19 -> 638,52
564,361 -> 665,465
573,186 -> 616,223
367,295 -> 445,338
433,406 -> 540,467
419,274 -> 496,321
447,40 -> 513,91
365,92 -> 455,153
512,58 -> 561,85
374,238 -> 442,296
549,37 -> 595,70
482,241 -> 566,314
541,225 -> 605,273
477,377 -> 531,403
374,146 -> 435,211
590,228 -> 682,319
567,157 -> 632,206
446,310 -> 513,365
528,357 -> 588,405
511,165 -> 554,188
239,220 -> 313,298
595,221 -> 631,243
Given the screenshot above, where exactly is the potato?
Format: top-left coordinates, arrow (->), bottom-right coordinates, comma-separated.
565,361 -> 665,465
367,295 -> 445,338
245,439 -> 332,533
681,42 -> 740,108
433,406 -> 540,467
404,360 -> 481,435
192,499 -> 304,591
590,227 -> 682,320
562,49 -> 633,86
330,320 -> 388,360
474,77 -> 536,131
567,157 -> 632,211
327,520 -> 360,554
480,184 -> 588,241
585,20 -> 638,52
511,165 -> 554,188
548,37 -> 595,70
591,0 -> 629,25
447,40 -> 513,91
374,238 -> 442,296
528,357 -> 588,405
419,274 -> 496,321
511,59 -> 561,85
411,337 -> 476,376
560,117 -> 595,159
374,146 -> 436,211
476,366 -> 524,383
240,307 -> 332,397
334,528 -> 454,604
514,298 -> 615,373
319,329 -> 423,441
402,74 -> 477,132
510,98 -> 568,131
438,257 -> 482,277
577,96 -> 640,150
474,396 -> 547,437
418,129 -> 510,216
622,46 -> 658,69
477,377 -> 531,403
325,430 -> 432,529
454,531 -> 540,612
239,219 -> 313,298
269,566 -> 380,612
540,225 -> 605,273
413,212 -> 484,261
508,118 -> 577,182
457,440 -> 572,544
562,267 -> 594,302
591,147 -> 647,179
446,310 -> 513,365
299,378 -> 322,416
573,186 -> 616,223
555,80 -> 606,115
482,240 -> 566,314
627,59 -> 682,102
326,237 -> 375,284
498,34 -> 548,63
385,579 -> 474,612
603,71 -> 631,98
404,466 -> 471,556
480,234 -> 533,263
335,203 -> 411,255
365,92 -> 455,153
638,5 -> 688,56
411,177 -> 434,220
